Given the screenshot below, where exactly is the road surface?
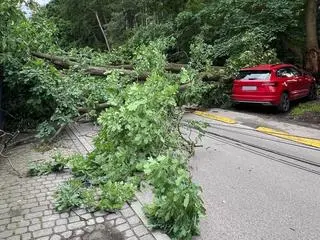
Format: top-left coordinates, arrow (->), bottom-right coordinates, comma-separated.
184,112 -> 320,240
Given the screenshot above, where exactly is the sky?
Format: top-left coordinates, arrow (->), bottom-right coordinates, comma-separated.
21,0 -> 51,16
37,0 -> 51,6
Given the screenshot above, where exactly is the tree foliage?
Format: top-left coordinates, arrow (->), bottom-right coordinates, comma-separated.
45,0 -> 305,65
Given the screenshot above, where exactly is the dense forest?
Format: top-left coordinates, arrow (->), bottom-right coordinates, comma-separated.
44,0 -> 319,69
1,1 -> 319,239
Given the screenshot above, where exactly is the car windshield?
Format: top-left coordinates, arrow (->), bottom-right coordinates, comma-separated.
236,70 -> 271,80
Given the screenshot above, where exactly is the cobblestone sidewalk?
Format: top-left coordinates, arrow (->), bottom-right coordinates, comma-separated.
0,123 -> 168,240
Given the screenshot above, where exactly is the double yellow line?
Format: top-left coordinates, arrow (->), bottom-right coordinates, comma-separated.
193,111 -> 320,148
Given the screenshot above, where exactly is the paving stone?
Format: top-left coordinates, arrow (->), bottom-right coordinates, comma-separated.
95,224 -> 105,230
87,218 -> 95,225
29,223 -> 41,231
115,217 -> 126,225
22,201 -> 39,209
121,208 -> 135,218
127,216 -> 141,226
88,231 -> 104,240
7,235 -> 21,240
140,234 -> 155,240
127,237 -> 138,240
31,218 -> 41,225
36,192 -> 46,198
60,212 -> 69,218
95,216 -> 104,223
116,223 -> 130,232
18,220 -> 30,227
46,196 -> 54,201
74,208 -> 87,215
7,222 -> 18,230
84,225 -> 95,233
0,218 -> 10,225
32,228 -> 53,238
0,212 -> 10,220
38,197 -> 46,202
31,205 -> 48,213
0,203 -> 8,209
105,213 -> 118,220
0,208 -> 7,215
40,200 -> 51,206
61,231 -> 73,238
3,205 -> 15,212
107,219 -> 115,226
0,225 -> 5,231
14,226 -> 28,234
133,225 -> 149,237
42,220 -> 55,228
43,210 -> 53,216
42,214 -> 60,222
75,229 -> 85,235
25,211 -> 43,219
68,215 -> 80,223
50,234 -> 62,240
20,208 -> 31,215
71,237 -> 81,240
11,216 -> 23,222
124,229 -> 134,237
82,213 -> 92,220
56,218 -> 68,225
35,236 -> 50,240
22,232 -> 32,240
67,221 -> 86,230
54,225 -> 67,233
0,230 -> 13,238
93,211 -> 107,217
26,197 -> 37,203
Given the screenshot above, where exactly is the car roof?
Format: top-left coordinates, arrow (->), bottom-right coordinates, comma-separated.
241,63 -> 294,71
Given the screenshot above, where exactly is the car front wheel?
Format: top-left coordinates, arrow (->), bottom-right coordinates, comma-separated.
277,93 -> 290,112
308,84 -> 318,100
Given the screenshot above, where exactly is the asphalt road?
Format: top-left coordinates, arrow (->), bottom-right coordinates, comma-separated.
185,114 -> 320,240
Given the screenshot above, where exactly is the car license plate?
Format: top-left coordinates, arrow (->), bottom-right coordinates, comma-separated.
242,86 -> 257,91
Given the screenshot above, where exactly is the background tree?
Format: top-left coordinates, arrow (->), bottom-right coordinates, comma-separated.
305,0 -> 320,75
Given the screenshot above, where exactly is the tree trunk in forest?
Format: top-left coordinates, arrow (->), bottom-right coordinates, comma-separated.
95,11 -> 111,51
305,0 -> 320,74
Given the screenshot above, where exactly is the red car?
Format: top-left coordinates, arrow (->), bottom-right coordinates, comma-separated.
231,64 -> 318,112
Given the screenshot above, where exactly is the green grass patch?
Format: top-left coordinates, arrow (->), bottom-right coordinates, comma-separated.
291,101 -> 320,117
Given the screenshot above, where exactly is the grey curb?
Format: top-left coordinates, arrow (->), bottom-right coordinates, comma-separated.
130,198 -> 171,240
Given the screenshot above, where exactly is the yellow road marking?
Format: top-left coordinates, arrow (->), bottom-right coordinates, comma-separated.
256,127 -> 320,148
194,111 -> 237,124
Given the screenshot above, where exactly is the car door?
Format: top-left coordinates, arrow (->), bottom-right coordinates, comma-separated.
276,67 -> 300,100
290,67 -> 309,98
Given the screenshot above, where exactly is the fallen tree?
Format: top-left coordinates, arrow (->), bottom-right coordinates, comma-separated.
31,52 -> 225,82
31,52 -> 149,81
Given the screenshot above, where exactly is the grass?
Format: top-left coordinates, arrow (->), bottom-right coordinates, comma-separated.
291,101 -> 320,117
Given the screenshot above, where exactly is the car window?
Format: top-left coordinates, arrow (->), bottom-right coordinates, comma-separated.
277,68 -> 295,78
290,67 -> 302,76
236,70 -> 271,80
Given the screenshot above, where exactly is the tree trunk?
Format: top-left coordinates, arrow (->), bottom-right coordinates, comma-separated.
31,52 -> 148,80
95,11 -> 111,51
31,52 -> 224,82
305,0 -> 320,74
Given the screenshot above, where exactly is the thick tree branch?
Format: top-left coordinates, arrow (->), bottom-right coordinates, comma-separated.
31,52 -> 225,82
